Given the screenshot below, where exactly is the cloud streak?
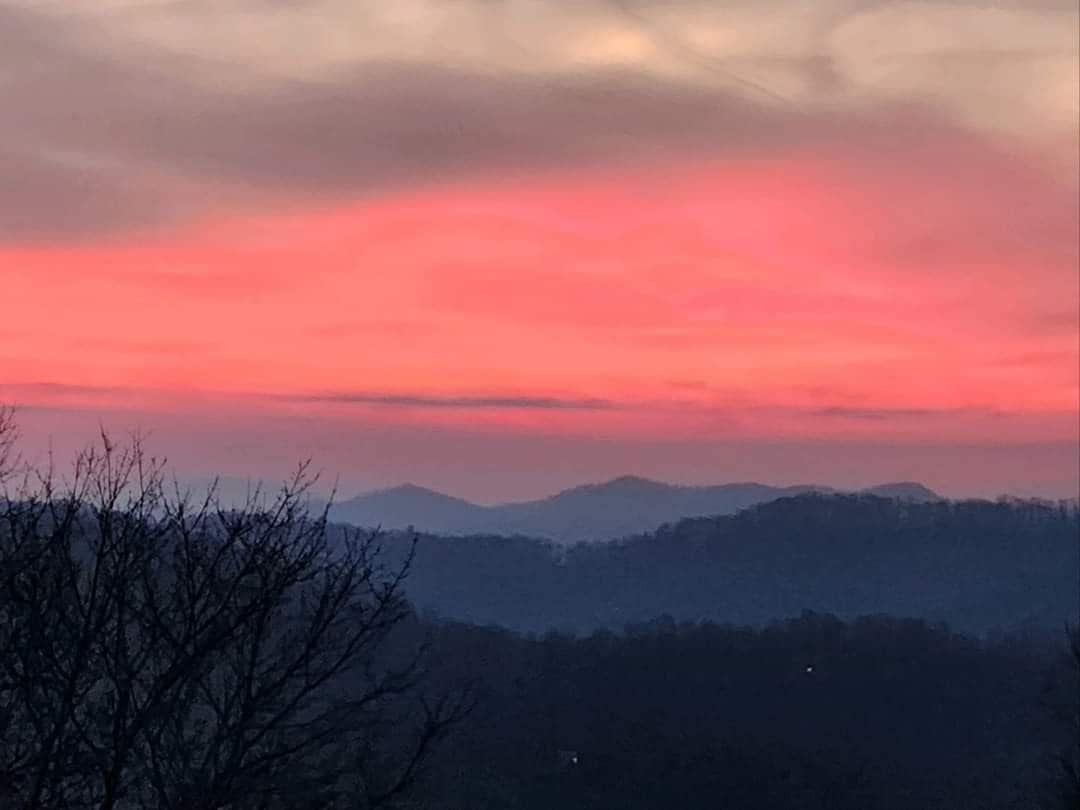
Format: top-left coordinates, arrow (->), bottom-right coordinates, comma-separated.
294,392 -> 617,411
812,407 -> 983,421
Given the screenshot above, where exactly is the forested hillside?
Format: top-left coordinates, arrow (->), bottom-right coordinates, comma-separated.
367,494 -> 1079,635
402,613 -> 1078,809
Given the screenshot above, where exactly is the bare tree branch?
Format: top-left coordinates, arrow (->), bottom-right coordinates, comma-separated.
0,413 -> 462,810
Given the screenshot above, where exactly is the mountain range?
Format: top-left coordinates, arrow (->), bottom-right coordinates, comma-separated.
327,476 -> 941,543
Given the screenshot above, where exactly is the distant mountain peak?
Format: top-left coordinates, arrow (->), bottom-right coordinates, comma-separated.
381,483 -> 451,497
579,475 -> 674,495
334,486 -> 475,509
861,482 -> 942,501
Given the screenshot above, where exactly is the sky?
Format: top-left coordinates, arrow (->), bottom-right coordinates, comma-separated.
2,0 -> 1078,502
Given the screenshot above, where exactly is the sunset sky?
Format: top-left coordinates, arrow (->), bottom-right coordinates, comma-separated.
2,0 -> 1078,501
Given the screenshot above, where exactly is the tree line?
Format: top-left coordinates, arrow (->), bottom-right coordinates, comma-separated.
399,613 -> 1079,809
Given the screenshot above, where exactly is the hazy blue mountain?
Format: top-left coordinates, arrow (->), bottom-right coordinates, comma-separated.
369,493 -> 1079,636
861,481 -> 942,501
329,476 -> 941,543
327,484 -> 487,533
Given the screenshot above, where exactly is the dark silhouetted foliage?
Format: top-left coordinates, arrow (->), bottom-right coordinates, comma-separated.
396,613 -> 1076,809
0,420 -> 467,810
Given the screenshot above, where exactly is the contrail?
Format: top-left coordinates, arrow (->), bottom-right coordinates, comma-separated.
607,0 -> 797,106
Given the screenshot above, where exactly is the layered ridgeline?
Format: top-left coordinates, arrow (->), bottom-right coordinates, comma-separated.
352,494 -> 1078,636
329,476 -> 941,544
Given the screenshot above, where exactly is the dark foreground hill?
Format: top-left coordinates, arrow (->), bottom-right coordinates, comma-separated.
364,494 -> 1078,636
401,613 -> 1077,810
330,476 -> 941,543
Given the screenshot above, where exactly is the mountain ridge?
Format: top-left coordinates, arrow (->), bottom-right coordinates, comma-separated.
349,493 -> 1080,636
329,476 -> 942,543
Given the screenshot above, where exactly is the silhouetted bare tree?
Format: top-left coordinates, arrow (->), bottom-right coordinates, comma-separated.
0,415 -> 467,810
0,405 -> 16,484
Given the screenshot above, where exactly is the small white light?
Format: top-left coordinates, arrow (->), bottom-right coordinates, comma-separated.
805,665 -> 814,674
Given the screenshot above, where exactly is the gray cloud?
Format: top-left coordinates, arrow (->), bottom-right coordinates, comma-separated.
293,391 -> 617,410
1,0 -> 1074,241
0,148 -> 180,240
0,382 -> 133,400
0,2 -> 1051,241
0,380 -> 614,411
813,406 -> 987,421
0,15 -> 815,240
